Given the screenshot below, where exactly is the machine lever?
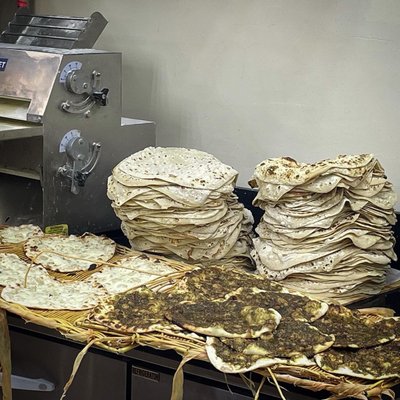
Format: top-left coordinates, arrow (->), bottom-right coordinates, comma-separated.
58,137 -> 102,194
92,88 -> 109,106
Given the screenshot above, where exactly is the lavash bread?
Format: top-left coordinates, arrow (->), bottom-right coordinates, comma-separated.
250,154 -> 397,303
108,147 -> 253,265
90,254 -> 176,295
24,234 -> 116,273
1,260 -> 106,310
0,224 -> 43,244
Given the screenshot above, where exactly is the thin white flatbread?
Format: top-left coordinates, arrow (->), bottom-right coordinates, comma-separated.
1,266 -> 106,310
112,147 -> 238,190
0,225 -> 43,244
91,254 -> 176,294
0,254 -> 34,287
24,234 -> 116,272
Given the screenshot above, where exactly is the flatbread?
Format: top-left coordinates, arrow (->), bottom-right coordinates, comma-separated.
1,266 -> 106,310
91,253 -> 175,294
167,265 -> 285,304
251,154 -> 376,187
206,336 -> 288,374
112,147 -> 238,190
0,224 -> 43,244
312,305 -> 396,348
219,320 -> 334,362
315,340 -> 400,380
165,298 -> 281,338
91,287 -> 178,333
0,254 -> 34,287
227,287 -> 328,323
24,234 -> 116,272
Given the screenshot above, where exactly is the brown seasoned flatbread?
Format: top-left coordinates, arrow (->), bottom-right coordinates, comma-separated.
24,234 -> 116,272
168,265 -> 285,304
218,320 -> 334,366
226,287 -> 328,323
206,336 -> 288,373
315,340 -> 400,380
312,305 -> 396,348
91,287 -> 179,334
165,298 -> 281,338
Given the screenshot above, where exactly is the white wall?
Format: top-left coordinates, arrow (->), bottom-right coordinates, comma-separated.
36,0 -> 400,208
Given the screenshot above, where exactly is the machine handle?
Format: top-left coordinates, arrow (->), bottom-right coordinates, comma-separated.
92,88 -> 109,106
0,372 -> 55,392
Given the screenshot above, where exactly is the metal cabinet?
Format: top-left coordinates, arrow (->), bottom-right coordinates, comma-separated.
131,364 -> 253,400
4,330 -> 126,400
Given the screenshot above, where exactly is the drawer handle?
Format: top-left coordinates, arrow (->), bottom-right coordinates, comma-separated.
0,372 -> 55,391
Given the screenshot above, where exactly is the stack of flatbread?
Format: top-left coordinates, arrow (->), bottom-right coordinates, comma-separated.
108,147 -> 253,265
249,154 -> 398,303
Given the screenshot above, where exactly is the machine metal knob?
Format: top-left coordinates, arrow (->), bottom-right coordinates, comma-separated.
92,88 -> 109,106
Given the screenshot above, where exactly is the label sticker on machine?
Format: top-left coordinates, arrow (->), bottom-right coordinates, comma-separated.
59,129 -> 81,153
44,224 -> 69,236
0,58 -> 8,71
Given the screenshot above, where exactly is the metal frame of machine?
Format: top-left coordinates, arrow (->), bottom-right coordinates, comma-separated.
0,11 -> 155,233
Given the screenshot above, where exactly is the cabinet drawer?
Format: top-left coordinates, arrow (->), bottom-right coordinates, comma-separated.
2,330 -> 126,400
131,364 -> 252,400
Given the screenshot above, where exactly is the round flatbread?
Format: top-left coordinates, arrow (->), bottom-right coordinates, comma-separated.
206,336 -> 288,374
227,287 -> 328,323
24,234 -> 116,272
0,224 -> 43,244
0,253 -> 35,287
112,147 -> 238,190
251,154 -> 376,186
1,265 -> 106,310
218,320 -> 334,365
165,298 -> 281,338
91,253 -> 176,294
91,287 -> 178,333
312,305 -> 396,348
315,340 -> 400,380
167,265 -> 285,305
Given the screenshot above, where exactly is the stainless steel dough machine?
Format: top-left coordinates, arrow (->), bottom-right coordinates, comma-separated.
0,10 -> 155,233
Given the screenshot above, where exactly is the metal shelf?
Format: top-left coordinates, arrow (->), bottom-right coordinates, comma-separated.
0,166 -> 40,180
0,119 -> 43,141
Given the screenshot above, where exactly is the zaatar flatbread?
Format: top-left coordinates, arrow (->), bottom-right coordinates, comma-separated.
226,287 -> 328,323
183,265 -> 283,295
24,234 -> 116,272
167,265 -> 285,305
206,336 -> 287,373
0,224 -> 43,244
165,298 -> 281,338
315,340 -> 400,380
1,266 -> 106,310
91,253 -> 175,294
312,305 -> 396,348
91,287 -> 178,333
219,320 -> 334,365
